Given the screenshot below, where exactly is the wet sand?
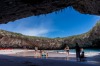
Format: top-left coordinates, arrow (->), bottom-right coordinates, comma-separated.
0,49 -> 100,66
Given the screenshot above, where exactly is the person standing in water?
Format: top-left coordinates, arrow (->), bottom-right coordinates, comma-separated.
64,45 -> 70,60
75,43 -> 81,61
80,48 -> 85,61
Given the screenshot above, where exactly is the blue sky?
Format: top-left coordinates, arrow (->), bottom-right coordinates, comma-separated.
0,7 -> 100,38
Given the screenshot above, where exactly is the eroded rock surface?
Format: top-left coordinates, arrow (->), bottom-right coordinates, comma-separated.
0,0 -> 100,24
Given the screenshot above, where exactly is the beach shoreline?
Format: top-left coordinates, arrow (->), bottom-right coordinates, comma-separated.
0,49 -> 100,66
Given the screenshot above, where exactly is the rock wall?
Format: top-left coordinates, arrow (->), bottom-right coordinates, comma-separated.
0,30 -> 63,49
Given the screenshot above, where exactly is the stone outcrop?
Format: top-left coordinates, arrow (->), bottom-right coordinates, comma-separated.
0,0 -> 100,24
0,30 -> 63,49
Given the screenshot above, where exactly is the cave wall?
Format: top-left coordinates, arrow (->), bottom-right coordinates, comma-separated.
0,0 -> 100,24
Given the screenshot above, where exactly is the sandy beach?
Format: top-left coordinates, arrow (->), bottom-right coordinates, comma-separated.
0,49 -> 100,66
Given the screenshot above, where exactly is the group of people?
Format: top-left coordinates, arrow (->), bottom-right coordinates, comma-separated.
64,43 -> 85,61
34,47 -> 48,58
34,44 -> 85,61
75,43 -> 85,61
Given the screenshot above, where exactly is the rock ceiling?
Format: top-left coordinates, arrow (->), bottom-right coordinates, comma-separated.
0,0 -> 100,24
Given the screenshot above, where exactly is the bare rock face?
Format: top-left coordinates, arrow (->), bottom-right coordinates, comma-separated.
0,0 -> 100,24
0,30 -> 63,49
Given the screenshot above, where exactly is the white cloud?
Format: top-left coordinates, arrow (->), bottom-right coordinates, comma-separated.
0,16 -> 54,37
20,28 -> 49,36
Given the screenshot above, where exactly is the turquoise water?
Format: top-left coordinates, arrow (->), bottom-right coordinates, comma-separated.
54,49 -> 100,53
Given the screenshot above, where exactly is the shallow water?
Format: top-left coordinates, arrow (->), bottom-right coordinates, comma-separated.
49,49 -> 100,56
53,49 -> 100,53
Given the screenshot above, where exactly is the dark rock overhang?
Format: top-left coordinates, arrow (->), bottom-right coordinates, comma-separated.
0,0 -> 100,24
